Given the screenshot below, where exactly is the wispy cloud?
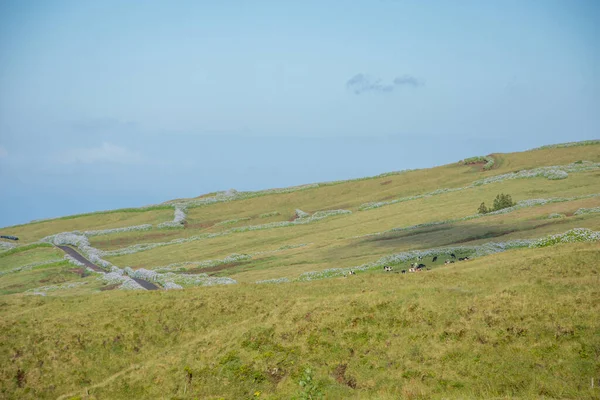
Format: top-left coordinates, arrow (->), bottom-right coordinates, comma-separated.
346,74 -> 395,94
57,142 -> 142,164
346,73 -> 424,94
393,74 -> 423,87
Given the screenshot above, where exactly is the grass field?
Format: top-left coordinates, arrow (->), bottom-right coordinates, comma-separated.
1,244 -> 599,399
0,141 -> 599,399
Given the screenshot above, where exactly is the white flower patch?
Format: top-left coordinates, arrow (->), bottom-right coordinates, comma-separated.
83,224 -> 152,237
461,155 -> 495,170
163,282 -> 183,290
64,254 -> 86,267
119,279 -> 146,290
99,272 -> 145,290
157,273 -> 237,287
127,268 -> 160,282
44,232 -> 91,247
0,241 -> 16,251
529,228 -> 600,248
574,206 -> 600,216
531,140 -> 600,150
120,264 -> 237,288
43,232 -> 114,271
157,204 -> 187,229
100,272 -> 130,285
547,213 -> 566,219
255,277 -> 291,284
154,271 -> 237,287
472,161 -> 600,186
295,209 -> 310,219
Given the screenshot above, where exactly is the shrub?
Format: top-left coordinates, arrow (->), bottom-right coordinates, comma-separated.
493,193 -> 515,211
477,202 -> 489,214
461,155 -> 495,170
475,194 -> 515,214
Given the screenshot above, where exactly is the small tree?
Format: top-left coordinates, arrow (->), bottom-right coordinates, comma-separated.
478,202 -> 489,214
492,193 -> 515,211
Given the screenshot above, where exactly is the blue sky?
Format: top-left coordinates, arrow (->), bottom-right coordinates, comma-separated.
0,0 -> 598,227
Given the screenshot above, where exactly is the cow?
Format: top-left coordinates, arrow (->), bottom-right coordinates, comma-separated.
417,263 -> 426,269
458,257 -> 470,261
444,259 -> 451,265
401,270 -> 406,274
384,266 -> 393,272
432,256 -> 438,262
451,253 -> 456,259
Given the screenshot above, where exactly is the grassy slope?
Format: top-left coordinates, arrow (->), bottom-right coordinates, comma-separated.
101,171 -> 600,278
0,208 -> 174,244
1,142 -> 600,399
0,246 -> 62,272
1,244 -> 598,399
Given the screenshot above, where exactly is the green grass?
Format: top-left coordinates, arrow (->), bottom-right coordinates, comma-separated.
99,172 -> 600,278
0,208 -> 175,244
1,244 -> 599,399
1,141 -> 600,399
0,260 -> 91,295
0,245 -> 63,272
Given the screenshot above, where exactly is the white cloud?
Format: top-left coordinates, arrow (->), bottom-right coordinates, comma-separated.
0,146 -> 7,159
58,142 -> 142,164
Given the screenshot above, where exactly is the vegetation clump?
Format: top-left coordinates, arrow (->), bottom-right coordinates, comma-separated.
529,228 -> 600,248
462,155 -> 495,170
478,193 -> 515,214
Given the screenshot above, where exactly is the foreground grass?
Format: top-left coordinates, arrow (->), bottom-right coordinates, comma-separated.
1,243 -> 599,399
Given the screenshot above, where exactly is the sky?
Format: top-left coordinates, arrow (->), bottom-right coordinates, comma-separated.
0,0 -> 598,227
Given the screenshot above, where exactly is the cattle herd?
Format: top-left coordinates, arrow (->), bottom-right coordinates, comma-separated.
345,253 -> 471,277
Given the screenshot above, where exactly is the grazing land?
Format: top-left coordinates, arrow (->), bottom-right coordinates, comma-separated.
1,141 -> 599,399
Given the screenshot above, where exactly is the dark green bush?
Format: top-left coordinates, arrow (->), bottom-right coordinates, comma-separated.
477,194 -> 515,214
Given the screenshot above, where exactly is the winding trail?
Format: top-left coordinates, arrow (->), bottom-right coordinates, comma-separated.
57,245 -> 159,290
131,277 -> 160,290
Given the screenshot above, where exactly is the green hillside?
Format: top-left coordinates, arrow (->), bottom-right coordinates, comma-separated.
1,141 -> 599,399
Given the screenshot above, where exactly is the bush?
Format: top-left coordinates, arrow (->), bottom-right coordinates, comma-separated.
493,193 -> 515,211
476,194 -> 515,214
477,202 -> 489,214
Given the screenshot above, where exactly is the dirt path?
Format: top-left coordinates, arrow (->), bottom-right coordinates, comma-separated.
131,277 -> 160,290
57,245 -> 160,290
57,245 -> 105,272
